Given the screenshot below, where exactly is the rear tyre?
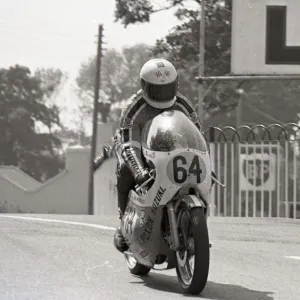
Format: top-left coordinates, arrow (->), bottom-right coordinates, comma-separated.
125,255 -> 151,276
175,206 -> 210,295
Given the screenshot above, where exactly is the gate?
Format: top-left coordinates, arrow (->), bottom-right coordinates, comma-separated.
204,124 -> 300,219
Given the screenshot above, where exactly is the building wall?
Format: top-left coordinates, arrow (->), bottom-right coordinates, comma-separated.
0,122 -> 117,215
94,122 -> 118,215
0,147 -> 90,214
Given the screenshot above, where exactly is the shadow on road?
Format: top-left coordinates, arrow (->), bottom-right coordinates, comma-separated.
202,281 -> 274,300
131,273 -> 274,299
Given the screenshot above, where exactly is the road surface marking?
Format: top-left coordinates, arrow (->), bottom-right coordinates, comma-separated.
284,256 -> 300,260
0,215 -> 115,231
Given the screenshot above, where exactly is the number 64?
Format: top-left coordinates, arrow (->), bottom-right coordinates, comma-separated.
173,155 -> 202,184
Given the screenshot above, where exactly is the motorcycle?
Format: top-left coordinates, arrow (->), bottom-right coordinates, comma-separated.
112,110 -> 220,295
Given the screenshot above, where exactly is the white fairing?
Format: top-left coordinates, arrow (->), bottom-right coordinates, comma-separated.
120,110 -> 211,267
131,148 -> 211,209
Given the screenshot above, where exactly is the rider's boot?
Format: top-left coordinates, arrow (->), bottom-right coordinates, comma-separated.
113,193 -> 129,253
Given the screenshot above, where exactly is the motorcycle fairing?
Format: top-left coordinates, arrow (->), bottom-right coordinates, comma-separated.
120,110 -> 212,267
121,147 -> 212,267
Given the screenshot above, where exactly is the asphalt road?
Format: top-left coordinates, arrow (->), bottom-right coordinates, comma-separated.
0,214 -> 299,300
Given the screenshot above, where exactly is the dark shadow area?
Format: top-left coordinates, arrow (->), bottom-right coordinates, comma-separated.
130,273 -> 274,300
202,281 -> 274,300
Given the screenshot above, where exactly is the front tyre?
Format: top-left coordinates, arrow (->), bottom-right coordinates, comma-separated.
125,254 -> 151,276
175,206 -> 210,295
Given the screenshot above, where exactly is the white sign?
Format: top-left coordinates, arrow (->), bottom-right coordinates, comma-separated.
231,0 -> 300,74
239,152 -> 276,191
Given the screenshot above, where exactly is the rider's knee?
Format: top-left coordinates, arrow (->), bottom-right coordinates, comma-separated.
117,163 -> 134,193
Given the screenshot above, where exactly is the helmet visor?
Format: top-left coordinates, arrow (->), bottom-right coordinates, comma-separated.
142,78 -> 178,103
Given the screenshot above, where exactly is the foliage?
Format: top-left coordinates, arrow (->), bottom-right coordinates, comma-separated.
114,0 -> 241,118
76,43 -> 152,121
114,0 -> 300,126
34,68 -> 68,104
53,127 -> 91,148
0,65 -> 65,181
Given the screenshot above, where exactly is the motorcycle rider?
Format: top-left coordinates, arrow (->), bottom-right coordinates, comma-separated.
94,58 -> 205,253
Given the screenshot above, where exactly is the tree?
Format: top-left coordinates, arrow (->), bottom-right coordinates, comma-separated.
114,0 -> 300,126
0,65 -> 65,181
121,43 -> 153,97
53,127 -> 91,149
114,0 -> 232,75
34,67 -> 68,106
114,0 -> 241,117
76,43 -> 152,122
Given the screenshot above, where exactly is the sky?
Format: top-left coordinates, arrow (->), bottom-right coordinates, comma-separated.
0,0 -> 196,77
0,0 -> 199,133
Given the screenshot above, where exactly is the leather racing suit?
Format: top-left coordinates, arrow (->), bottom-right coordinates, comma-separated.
114,89 -> 202,217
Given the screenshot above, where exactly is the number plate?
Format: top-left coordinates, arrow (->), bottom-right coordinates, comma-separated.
166,152 -> 207,185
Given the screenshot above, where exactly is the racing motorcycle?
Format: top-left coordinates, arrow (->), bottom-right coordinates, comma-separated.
111,110 -> 222,295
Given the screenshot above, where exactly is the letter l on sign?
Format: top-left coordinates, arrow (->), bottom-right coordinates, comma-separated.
266,6 -> 300,64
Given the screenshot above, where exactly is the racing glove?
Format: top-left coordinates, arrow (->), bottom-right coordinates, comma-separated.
93,146 -> 111,171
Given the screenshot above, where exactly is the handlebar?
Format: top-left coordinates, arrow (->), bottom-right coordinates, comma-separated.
212,175 -> 226,188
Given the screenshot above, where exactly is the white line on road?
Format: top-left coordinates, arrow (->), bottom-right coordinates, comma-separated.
0,215 -> 115,231
284,256 -> 300,260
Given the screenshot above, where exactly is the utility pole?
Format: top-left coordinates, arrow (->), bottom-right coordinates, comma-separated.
88,24 -> 104,215
197,0 -> 206,123
235,88 -> 244,128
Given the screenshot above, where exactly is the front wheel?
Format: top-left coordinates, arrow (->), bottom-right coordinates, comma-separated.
175,206 -> 210,295
125,254 -> 151,276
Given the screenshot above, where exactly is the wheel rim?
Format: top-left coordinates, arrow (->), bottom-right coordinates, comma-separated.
125,253 -> 138,269
176,209 -> 195,286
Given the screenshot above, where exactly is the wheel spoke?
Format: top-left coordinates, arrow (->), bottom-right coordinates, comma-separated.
188,256 -> 195,274
176,207 -> 195,285
175,206 -> 210,294
125,253 -> 137,269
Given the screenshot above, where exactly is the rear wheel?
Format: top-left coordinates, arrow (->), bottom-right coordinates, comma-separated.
175,205 -> 210,295
125,254 -> 151,276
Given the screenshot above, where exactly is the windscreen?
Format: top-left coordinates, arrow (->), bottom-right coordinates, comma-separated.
141,110 -> 207,152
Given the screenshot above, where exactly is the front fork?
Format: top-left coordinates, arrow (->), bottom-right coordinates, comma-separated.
167,195 -> 209,251
166,202 -> 180,251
